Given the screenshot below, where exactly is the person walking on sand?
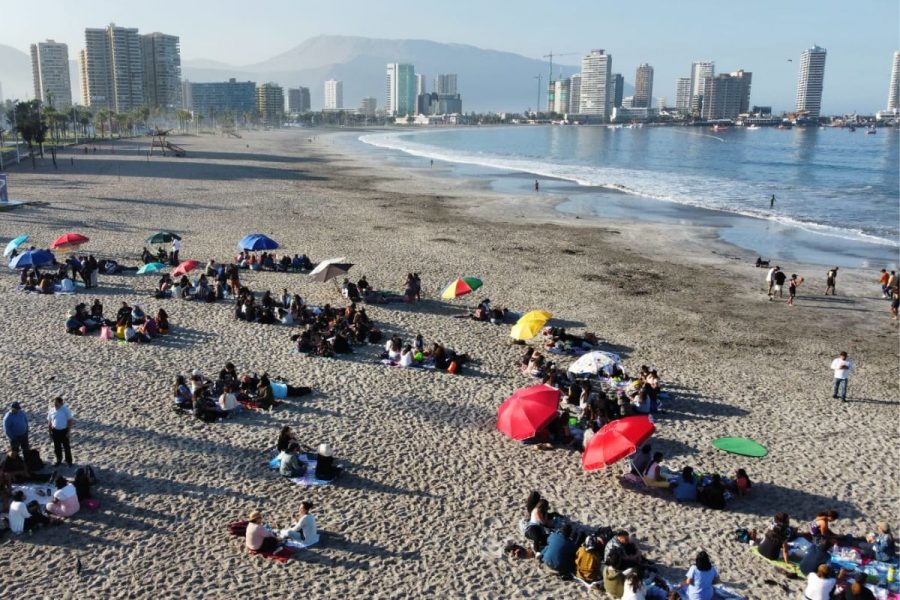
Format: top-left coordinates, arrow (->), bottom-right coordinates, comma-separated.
766,266 -> 779,299
787,273 -> 803,306
773,268 -> 787,299
879,269 -> 890,298
830,351 -> 853,401
534,179 -> 540,192
47,396 -> 74,467
824,267 -> 838,296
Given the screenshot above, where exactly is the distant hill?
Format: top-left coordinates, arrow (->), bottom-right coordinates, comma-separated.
184,35 -> 630,112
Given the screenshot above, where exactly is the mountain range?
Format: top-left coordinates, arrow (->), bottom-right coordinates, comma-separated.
1,35 -> 635,112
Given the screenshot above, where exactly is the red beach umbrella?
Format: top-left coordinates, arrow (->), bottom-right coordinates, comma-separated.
50,232 -> 90,251
172,259 -> 199,277
496,384 -> 560,440
582,416 -> 655,471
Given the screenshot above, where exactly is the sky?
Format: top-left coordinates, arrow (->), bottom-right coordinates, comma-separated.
3,0 -> 898,113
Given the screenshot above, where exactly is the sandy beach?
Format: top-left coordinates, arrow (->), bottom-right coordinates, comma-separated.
0,129 -> 896,599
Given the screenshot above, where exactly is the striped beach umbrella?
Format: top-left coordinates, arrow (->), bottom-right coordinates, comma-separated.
440,277 -> 483,300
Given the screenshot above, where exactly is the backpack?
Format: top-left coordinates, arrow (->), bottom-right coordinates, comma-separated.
25,448 -> 44,472
228,520 -> 248,537
735,528 -> 751,544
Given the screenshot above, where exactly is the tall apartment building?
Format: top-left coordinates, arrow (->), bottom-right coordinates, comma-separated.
324,79 -> 343,110
141,32 -> 181,110
415,74 -> 426,96
568,74 -> 581,114
795,45 -> 827,118
887,51 -> 899,111
256,83 -> 284,125
675,77 -> 692,112
633,63 -> 653,108
187,78 -> 256,117
700,70 -> 752,120
434,73 -> 458,95
580,49 -> 612,118
552,78 -> 571,114
287,87 -> 311,113
689,61 -> 715,112
359,97 -> 377,117
386,63 -> 416,116
80,24 -> 144,112
610,73 -> 624,109
31,40 -> 73,109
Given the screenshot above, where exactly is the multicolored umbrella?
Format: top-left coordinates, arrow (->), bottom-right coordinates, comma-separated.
137,262 -> 167,275
582,416 -> 655,471
50,232 -> 90,252
440,277 -> 483,300
3,235 -> 29,257
146,231 -> 181,244
496,384 -> 560,440
172,259 -> 199,277
509,310 -> 553,341
8,249 -> 55,270
238,233 -> 279,251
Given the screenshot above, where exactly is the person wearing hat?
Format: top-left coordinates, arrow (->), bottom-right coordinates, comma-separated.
575,534 -> 604,583
245,510 -> 280,553
3,401 -> 29,453
314,443 -> 341,481
280,501 -> 319,548
861,522 -> 895,562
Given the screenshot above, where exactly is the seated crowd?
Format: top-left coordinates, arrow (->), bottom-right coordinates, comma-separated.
291,302 -> 383,358
381,334 -> 469,373
275,427 -> 341,482
65,300 -> 169,342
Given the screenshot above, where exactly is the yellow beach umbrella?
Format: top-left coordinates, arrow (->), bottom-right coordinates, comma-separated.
510,310 -> 553,340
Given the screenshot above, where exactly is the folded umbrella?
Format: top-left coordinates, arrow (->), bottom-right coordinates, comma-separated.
146,231 -> 181,244
441,277 -> 483,300
172,259 -> 199,277
50,232 -> 90,251
582,416 -> 655,470
496,384 -> 560,440
510,310 -> 553,341
4,235 -> 29,257
239,233 -> 279,251
9,249 -> 55,270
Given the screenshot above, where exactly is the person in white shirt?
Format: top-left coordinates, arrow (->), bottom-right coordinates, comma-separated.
47,396 -> 74,466
804,564 -> 843,600
280,501 -> 319,548
830,351 -> 853,402
171,238 -> 181,264
765,266 -> 778,299
7,490 -> 32,533
45,475 -> 80,517
398,345 -> 415,368
218,384 -> 240,414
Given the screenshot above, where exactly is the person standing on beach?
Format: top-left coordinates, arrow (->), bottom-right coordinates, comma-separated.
534,179 -> 539,192
824,267 -> 838,296
3,401 -> 29,453
773,269 -> 787,299
766,266 -> 779,299
47,396 -> 74,467
830,351 -> 853,401
171,238 -> 181,266
787,274 -> 803,306
887,271 -> 897,299
770,194 -> 775,208
879,269 -> 890,298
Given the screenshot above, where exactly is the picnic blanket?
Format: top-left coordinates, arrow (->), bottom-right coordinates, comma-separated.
249,546 -> 296,563
268,454 -> 336,487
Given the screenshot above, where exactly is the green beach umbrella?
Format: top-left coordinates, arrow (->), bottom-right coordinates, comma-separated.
146,231 -> 182,244
137,262 -> 167,275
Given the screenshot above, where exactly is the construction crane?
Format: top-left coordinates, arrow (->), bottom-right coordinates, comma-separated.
542,52 -> 579,85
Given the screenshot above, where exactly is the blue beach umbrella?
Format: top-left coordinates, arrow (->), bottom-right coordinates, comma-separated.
238,233 -> 279,251
9,249 -> 55,270
3,235 -> 29,257
137,262 -> 167,275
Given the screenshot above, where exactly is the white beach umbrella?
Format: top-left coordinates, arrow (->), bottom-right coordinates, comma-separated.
567,351 -> 623,377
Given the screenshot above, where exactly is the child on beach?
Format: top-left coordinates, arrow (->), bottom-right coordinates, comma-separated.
787,274 -> 803,306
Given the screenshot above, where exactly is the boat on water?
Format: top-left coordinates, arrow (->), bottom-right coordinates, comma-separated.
746,125 -> 760,130
866,126 -> 877,135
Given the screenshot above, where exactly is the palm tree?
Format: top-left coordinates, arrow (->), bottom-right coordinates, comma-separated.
13,100 -> 48,168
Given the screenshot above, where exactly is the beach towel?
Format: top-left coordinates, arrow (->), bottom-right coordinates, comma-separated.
749,546 -> 802,576
248,546 -> 296,563
268,455 -> 336,487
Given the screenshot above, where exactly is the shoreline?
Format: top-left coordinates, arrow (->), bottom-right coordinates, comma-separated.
351,127 -> 899,269
0,129 -> 896,599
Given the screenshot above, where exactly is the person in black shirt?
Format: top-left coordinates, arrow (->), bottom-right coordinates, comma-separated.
773,270 -> 788,298
0,449 -> 29,482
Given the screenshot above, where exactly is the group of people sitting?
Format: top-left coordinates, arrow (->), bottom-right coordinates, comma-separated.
65,300 -> 169,342
241,501 -> 320,555
340,276 -> 407,304
750,510 -> 896,599
381,334 -> 470,373
2,468 -> 96,534
509,491 -> 720,599
173,364 -> 308,421
275,426 -> 341,482
291,302 -> 383,357
234,252 -> 313,273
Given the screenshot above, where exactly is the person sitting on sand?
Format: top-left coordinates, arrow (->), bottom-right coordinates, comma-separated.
755,512 -> 792,563
631,444 -> 653,476
131,305 -> 146,325
37,274 -> 55,294
698,474 -> 727,510
799,539 -> 832,576
45,475 -> 80,517
276,426 -> 303,453
90,299 -> 104,321
805,564 -> 844,600
604,531 -> 643,570
8,490 -> 49,533
280,500 -> 319,547
246,511 -> 281,554
860,522 -> 895,562
124,320 -> 150,343
384,336 -> 403,362
157,274 -> 173,297
604,549 -> 627,598
399,344 -> 416,368
684,551 -> 719,600
524,498 -> 554,552
218,383 -> 240,415
541,523 -> 578,576
843,571 -> 876,600
278,442 -> 307,478
256,374 -> 276,410
642,452 -> 670,489
192,390 -> 227,422
156,308 -> 170,333
173,376 -> 192,411
732,468 -> 752,496
809,510 -> 839,543
575,534 -> 604,583
622,567 -> 647,600
0,449 -> 29,482
142,314 -> 159,338
314,443 -> 340,481
672,466 -> 699,502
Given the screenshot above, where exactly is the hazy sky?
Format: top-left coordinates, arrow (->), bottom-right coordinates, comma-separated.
4,0 -> 898,112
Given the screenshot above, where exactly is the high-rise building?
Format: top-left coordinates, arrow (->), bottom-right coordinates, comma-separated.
31,40 -> 73,109
80,24 -> 144,111
657,97 -> 667,110
434,73 -> 458,95
141,32 -> 181,110
887,51 -> 899,112
415,74 -> 426,96
633,63 -> 654,108
359,97 -> 377,117
568,74 -> 581,114
324,79 -> 343,110
610,73 -> 624,108
580,50 -> 612,118
287,87 -> 311,113
795,45 -> 827,118
700,70 -> 752,120
690,61 -> 715,112
675,77 -> 692,112
187,78 -> 256,117
386,63 -> 416,116
417,93 -> 462,115
256,83 -> 284,125
552,78 -> 571,114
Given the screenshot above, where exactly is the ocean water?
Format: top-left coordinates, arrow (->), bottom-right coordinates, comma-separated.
358,125 -> 900,268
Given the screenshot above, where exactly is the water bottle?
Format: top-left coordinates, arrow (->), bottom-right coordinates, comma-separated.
888,566 -> 896,584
